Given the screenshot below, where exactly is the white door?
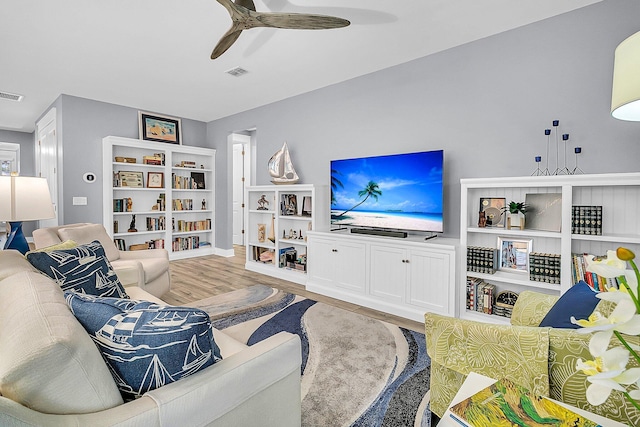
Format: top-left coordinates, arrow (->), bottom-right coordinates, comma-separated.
36,108 -> 59,228
232,134 -> 251,245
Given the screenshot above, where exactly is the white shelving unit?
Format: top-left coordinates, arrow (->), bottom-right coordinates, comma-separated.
103,136 -> 216,260
245,184 -> 329,285
460,173 -> 640,324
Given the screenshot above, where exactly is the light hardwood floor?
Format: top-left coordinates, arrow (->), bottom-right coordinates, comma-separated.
162,245 -> 424,333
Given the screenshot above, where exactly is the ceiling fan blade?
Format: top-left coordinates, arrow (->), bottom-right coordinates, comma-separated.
255,13 -> 350,30
211,29 -> 243,59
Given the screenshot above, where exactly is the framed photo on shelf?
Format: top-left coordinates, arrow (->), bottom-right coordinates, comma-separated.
480,197 -> 506,227
147,171 -> 164,188
301,196 -> 312,216
497,237 -> 532,273
190,171 -> 205,189
524,193 -> 562,232
138,111 -> 182,144
119,171 -> 144,188
281,194 -> 298,216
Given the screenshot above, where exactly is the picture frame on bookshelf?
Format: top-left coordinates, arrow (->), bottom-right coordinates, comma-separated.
497,236 -> 532,273
147,172 -> 164,188
138,111 -> 182,144
281,194 -> 298,216
119,171 -> 144,188
301,196 -> 312,216
479,197 -> 505,227
524,193 -> 562,232
190,171 -> 206,189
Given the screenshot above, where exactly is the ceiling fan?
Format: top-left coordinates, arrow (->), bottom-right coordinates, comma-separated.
212,0 -> 350,59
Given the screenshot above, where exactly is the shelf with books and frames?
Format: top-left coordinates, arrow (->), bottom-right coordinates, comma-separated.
460,172 -> 640,324
103,136 -> 215,260
244,184 -> 329,285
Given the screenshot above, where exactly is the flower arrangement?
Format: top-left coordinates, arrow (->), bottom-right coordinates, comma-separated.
572,248 -> 640,411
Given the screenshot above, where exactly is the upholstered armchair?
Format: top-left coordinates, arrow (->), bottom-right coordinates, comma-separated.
425,290 -> 640,426
32,223 -> 170,297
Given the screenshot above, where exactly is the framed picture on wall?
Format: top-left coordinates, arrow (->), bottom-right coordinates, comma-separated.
138,111 -> 182,144
497,237 -> 532,273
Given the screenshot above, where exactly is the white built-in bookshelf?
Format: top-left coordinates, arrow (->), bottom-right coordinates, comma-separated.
102,136 -> 215,260
244,184 -> 329,285
461,172 -> 640,324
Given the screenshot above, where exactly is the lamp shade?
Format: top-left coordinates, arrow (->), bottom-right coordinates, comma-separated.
0,175 -> 55,221
611,30 -> 640,121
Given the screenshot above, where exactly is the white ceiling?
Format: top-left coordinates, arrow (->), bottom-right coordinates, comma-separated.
1,0 -> 601,132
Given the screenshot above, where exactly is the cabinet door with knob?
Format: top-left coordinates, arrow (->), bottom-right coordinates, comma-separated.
307,237 -> 366,293
369,245 -> 406,303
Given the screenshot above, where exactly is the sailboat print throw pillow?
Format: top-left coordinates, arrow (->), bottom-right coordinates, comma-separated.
65,291 -> 222,401
26,240 -> 128,298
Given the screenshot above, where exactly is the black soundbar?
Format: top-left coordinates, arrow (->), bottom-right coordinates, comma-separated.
350,228 -> 408,238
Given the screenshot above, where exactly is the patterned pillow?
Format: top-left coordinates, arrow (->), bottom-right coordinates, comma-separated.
65,292 -> 222,401
26,240 -> 128,298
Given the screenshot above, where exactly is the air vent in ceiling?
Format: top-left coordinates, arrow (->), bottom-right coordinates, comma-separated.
0,91 -> 24,102
225,67 -> 249,77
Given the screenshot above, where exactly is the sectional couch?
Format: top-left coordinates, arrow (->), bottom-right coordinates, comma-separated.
0,249 -> 302,426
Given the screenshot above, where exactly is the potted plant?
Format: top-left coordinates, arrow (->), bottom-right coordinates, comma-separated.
502,201 -> 526,230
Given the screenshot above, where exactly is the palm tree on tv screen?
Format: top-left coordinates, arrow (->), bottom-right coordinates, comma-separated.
331,169 -> 344,206
336,180 -> 382,217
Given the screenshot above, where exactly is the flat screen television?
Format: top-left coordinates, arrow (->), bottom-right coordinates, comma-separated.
330,150 -> 444,234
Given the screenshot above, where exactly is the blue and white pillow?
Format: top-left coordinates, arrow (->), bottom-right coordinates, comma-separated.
65,292 -> 222,401
26,240 -> 128,298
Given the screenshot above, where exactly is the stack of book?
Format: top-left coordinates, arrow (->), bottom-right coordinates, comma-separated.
172,198 -> 193,211
143,154 -> 164,165
572,253 -> 620,291
172,173 -> 198,189
571,205 -> 603,235
465,277 -> 497,315
528,252 -> 561,284
175,219 -> 211,232
466,246 -> 499,274
179,160 -> 197,168
172,235 -> 200,251
145,216 -> 166,231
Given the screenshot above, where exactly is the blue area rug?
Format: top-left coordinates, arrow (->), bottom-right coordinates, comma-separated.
196,285 -> 431,427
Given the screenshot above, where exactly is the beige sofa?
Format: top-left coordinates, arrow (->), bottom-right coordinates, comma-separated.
0,249 -> 302,427
33,223 -> 170,298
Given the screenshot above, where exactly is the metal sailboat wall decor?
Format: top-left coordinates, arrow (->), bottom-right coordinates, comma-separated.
268,142 -> 299,185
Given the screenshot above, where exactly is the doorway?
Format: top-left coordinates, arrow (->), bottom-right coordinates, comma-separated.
230,132 -> 252,246
35,108 -> 59,228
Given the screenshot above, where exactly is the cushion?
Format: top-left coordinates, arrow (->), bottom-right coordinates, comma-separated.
538,281 -> 600,329
0,249 -> 37,281
25,239 -> 78,254
0,270 -> 123,414
66,292 -> 222,401
26,240 -> 128,298
58,223 -> 120,261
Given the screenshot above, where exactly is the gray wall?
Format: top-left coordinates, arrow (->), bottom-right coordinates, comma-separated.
54,95 -> 207,226
207,0 -> 640,249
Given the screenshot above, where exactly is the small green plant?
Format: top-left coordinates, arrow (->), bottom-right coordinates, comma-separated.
502,201 -> 526,215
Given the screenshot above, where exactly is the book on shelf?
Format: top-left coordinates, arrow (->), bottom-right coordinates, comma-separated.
571,205 -> 603,236
466,246 -> 499,274
571,253 -> 620,292
449,378 -> 599,427
528,252 -> 560,284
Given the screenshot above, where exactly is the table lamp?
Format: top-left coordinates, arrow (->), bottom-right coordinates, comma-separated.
611,30 -> 640,121
0,174 -> 55,254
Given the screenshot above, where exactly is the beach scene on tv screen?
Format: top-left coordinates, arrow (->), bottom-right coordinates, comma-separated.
331,150 -> 443,233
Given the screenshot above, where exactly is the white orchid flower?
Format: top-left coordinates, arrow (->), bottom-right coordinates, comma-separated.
586,250 -> 627,278
577,347 -> 640,405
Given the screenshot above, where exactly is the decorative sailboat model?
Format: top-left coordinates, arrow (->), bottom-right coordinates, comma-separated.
268,142 -> 299,185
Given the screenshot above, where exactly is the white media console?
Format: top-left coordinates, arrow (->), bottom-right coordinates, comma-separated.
306,230 -> 459,322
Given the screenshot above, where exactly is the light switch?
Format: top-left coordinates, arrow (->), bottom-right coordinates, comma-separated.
73,197 -> 87,206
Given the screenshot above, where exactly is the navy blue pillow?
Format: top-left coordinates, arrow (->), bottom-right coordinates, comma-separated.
26,240 -> 128,298
539,281 -> 599,329
65,292 -> 222,401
